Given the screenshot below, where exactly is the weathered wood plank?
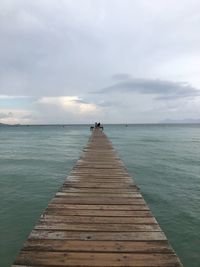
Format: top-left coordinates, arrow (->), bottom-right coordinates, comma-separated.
65,178 -> 133,183
35,223 -> 161,232
40,215 -> 157,224
29,230 -> 167,241
65,174 -> 133,179
47,204 -> 149,210
55,192 -> 142,198
50,197 -> 146,205
22,239 -> 173,253
15,251 -> 181,266
60,188 -> 139,193
44,209 -> 152,217
61,182 -> 137,188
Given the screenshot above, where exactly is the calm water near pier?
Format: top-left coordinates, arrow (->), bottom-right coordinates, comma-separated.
0,124 -> 199,267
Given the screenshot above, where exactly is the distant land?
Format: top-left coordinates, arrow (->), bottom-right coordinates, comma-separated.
0,123 -> 10,126
160,118 -> 200,124
1,121 -> 200,126
0,123 -> 21,126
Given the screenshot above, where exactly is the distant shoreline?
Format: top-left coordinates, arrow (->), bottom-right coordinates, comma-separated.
0,122 -> 200,127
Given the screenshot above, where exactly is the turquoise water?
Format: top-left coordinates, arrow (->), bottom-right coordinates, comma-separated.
0,124 -> 199,267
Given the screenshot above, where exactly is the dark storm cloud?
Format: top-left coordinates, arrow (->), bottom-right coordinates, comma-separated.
97,78 -> 200,100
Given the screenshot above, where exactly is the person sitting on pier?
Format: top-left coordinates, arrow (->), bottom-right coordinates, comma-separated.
90,122 -> 103,131
96,122 -> 103,130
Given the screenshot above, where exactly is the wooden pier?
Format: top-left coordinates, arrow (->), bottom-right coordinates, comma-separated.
13,129 -> 183,267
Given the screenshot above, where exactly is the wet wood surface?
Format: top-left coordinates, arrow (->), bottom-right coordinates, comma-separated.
13,128 -> 183,267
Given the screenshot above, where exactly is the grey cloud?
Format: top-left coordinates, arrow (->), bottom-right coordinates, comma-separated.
96,78 -> 200,100
73,99 -> 89,104
97,100 -> 126,108
0,1 -> 107,96
112,73 -> 132,80
1,1 -> 200,100
72,98 -> 122,108
0,112 -> 13,119
21,114 -> 33,120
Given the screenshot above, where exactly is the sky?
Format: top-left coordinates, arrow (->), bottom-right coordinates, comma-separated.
1,0 -> 200,124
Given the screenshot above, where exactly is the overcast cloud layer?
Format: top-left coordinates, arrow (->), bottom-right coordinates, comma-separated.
1,0 -> 200,124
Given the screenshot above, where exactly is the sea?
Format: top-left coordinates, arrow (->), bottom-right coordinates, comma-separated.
0,124 -> 199,267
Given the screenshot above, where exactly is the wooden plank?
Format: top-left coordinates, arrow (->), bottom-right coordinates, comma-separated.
50,197 -> 146,205
66,174 -> 133,179
60,188 -> 139,193
40,215 -> 158,224
65,178 -> 133,183
62,182 -> 136,188
70,173 -> 130,176
62,184 -> 137,188
47,204 -> 149,210
35,223 -> 161,232
29,230 -> 167,241
76,164 -> 125,168
74,162 -> 125,170
67,175 -> 132,179
22,239 -> 173,253
44,209 -> 152,217
15,251 -> 182,266
55,192 -> 142,198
